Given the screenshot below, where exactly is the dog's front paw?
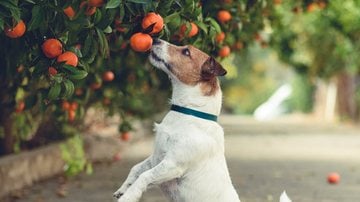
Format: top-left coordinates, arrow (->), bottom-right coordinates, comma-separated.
116,193 -> 138,202
113,191 -> 123,199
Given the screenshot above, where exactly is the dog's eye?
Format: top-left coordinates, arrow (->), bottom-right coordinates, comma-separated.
182,48 -> 191,57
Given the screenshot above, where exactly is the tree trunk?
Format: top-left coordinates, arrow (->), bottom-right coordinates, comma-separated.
0,114 -> 15,155
336,72 -> 358,121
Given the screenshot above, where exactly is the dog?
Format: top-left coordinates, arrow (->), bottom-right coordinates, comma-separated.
113,39 -> 240,202
113,39 -> 292,202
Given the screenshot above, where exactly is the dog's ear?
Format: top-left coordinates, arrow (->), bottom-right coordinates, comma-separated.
201,57 -> 227,81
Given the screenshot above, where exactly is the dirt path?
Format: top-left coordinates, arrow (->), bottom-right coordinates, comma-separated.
9,115 -> 360,202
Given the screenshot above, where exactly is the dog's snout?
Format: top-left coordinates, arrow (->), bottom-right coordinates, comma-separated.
153,38 -> 162,45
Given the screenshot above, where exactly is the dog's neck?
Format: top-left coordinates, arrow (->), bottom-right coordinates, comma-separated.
170,79 -> 223,116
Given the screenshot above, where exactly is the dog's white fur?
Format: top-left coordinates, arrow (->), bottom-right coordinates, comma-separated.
113,39 -> 240,202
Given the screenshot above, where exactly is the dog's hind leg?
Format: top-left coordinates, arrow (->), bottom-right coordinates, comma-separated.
116,158 -> 185,202
113,156 -> 152,199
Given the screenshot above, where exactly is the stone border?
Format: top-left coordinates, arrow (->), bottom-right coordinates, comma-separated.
0,119 -> 154,199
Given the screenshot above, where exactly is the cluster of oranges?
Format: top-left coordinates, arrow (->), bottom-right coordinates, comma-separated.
216,9 -> 232,58
41,38 -> 78,76
62,101 -> 79,122
63,0 -> 104,19
130,12 -> 164,52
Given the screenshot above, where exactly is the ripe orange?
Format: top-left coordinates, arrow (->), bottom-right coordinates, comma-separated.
130,33 -> 153,52
327,172 -> 340,184
121,132 -> 131,141
141,12 -> 164,34
307,3 -> 318,12
68,110 -> 76,122
88,0 -> 104,7
215,32 -> 225,43
69,102 -> 78,111
217,10 -> 232,23
90,82 -> 102,90
180,22 -> 198,38
4,20 -> 26,38
80,2 -> 97,16
75,88 -> 83,96
15,101 -> 25,113
102,71 -> 115,82
233,41 -> 244,50
42,39 -> 63,58
62,101 -> 70,110
64,6 -> 75,19
218,46 -> 231,58
48,67 -> 58,76
57,51 -> 78,67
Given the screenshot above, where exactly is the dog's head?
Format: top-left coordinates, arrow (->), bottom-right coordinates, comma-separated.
149,39 -> 227,96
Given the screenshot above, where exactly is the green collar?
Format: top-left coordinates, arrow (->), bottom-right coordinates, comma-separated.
170,104 -> 218,122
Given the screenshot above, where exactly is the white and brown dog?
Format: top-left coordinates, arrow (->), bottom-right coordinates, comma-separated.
113,39 -> 292,202
113,39 -> 239,202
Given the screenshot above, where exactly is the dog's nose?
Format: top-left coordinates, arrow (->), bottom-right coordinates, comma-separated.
153,38 -> 162,45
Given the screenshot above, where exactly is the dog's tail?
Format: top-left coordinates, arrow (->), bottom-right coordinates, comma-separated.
279,191 -> 292,202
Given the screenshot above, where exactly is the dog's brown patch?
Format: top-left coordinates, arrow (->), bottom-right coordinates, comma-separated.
166,44 -> 226,96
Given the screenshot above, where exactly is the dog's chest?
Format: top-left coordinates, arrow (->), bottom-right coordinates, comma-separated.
152,112 -> 224,164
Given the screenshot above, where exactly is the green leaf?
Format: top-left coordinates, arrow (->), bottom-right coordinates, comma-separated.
196,21 -> 208,34
207,17 -> 221,33
0,18 -> 4,31
63,65 -> 88,80
63,80 -> 75,98
103,26 -> 112,33
106,0 -> 121,8
28,5 -> 44,31
48,82 -> 61,100
96,28 -> 109,57
126,0 -> 148,4
0,1 -> 18,10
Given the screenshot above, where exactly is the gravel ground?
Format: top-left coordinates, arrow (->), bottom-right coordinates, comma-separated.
7,115 -> 360,202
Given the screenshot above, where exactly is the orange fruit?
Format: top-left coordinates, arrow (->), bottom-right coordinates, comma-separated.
113,152 -> 122,161
57,51 -> 78,67
62,101 -> 70,110
217,10 -> 232,23
80,2 -> 97,16
327,172 -> 340,184
218,46 -> 231,58
273,0 -> 282,5
307,3 -> 318,12
141,12 -> 164,34
102,71 -> 115,82
103,97 -> 111,105
180,22 -> 198,38
215,32 -> 225,43
64,6 -> 75,19
75,88 -> 83,96
48,67 -> 58,76
68,110 -> 76,122
15,101 -> 25,113
121,132 -> 131,141
233,41 -> 244,50
88,0 -> 104,7
4,20 -> 26,38
130,33 -> 153,52
90,82 -> 102,90
42,39 -> 63,58
69,102 -> 78,111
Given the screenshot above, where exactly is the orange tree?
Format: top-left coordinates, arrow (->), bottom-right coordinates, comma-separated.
0,0 -> 279,155
270,0 -> 360,119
